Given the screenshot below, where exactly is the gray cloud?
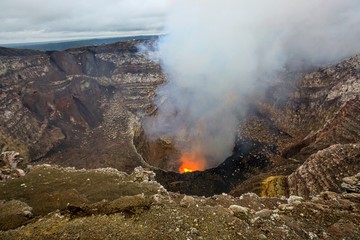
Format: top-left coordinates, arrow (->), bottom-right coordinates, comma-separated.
144,0 -> 360,170
0,0 -> 169,44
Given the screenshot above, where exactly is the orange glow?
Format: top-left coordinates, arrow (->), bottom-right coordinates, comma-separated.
178,152 -> 206,173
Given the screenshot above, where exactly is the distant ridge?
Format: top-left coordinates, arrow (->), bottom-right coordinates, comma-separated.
0,35 -> 160,51
0,46 -> 41,56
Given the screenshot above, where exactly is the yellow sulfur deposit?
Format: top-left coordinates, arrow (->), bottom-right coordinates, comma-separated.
260,176 -> 287,197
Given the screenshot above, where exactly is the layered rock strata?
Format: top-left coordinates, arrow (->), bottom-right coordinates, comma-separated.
231,55 -> 360,197
0,40 -> 165,171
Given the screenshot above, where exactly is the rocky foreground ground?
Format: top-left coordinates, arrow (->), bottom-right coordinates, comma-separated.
0,165 -> 359,240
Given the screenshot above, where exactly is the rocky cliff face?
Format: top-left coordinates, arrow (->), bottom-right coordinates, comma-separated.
287,144 -> 360,197
228,55 -> 360,198
0,40 -> 165,171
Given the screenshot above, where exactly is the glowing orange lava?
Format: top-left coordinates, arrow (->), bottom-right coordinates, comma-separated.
178,152 -> 206,173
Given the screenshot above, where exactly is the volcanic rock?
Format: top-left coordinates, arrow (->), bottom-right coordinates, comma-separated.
230,55 -> 360,197
131,166 -> 156,182
0,151 -> 26,180
229,205 -> 252,220
179,195 -> 196,208
0,39 -> 165,172
287,144 -> 360,197
341,172 -> 360,193
0,165 -> 359,239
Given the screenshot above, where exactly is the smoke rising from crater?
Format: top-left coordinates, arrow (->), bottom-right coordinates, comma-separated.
145,0 -> 360,169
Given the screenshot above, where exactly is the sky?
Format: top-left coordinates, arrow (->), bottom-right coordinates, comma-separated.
0,0 -> 170,44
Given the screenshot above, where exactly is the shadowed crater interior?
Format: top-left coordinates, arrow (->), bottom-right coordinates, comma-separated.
136,134 -> 272,197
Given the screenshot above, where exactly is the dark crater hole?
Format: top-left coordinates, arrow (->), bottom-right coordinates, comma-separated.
135,132 -> 272,197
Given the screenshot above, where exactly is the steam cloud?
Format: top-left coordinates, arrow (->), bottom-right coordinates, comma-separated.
145,0 -> 360,169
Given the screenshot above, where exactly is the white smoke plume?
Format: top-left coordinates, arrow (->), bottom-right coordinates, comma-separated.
144,0 -> 360,169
